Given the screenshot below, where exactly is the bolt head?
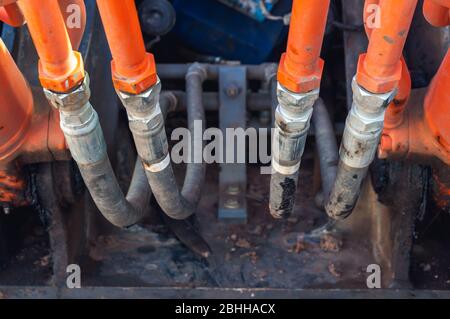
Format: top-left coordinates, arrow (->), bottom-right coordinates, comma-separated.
347,106 -> 385,133
226,84 -> 240,98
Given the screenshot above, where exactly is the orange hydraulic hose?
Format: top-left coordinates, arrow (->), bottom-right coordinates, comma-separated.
278,0 -> 330,93
0,38 -> 33,162
0,2 -> 24,27
58,0 -> 87,50
96,0 -> 157,93
363,0 -> 411,128
17,0 -> 84,92
423,0 -> 450,27
357,0 -> 418,93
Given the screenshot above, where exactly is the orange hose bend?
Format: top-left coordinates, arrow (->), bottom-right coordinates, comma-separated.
96,0 -> 157,94
277,0 -> 330,93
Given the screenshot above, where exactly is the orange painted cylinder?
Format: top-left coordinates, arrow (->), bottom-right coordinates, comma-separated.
0,38 -> 33,163
0,2 -> 25,27
423,0 -> 450,27
18,0 -> 77,80
278,0 -> 330,93
96,0 -> 150,80
284,0 -> 329,77
424,49 -> 450,152
358,0 -> 418,93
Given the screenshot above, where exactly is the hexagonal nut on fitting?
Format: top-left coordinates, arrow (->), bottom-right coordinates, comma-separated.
44,74 -> 91,110
347,106 -> 385,134
275,106 -> 312,134
277,83 -> 319,113
117,78 -> 162,117
355,54 -> 402,94
277,54 -> 324,93
351,77 -> 396,113
128,107 -> 164,134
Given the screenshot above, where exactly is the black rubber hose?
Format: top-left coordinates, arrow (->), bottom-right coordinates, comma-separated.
80,92 -> 176,227
181,63 -> 207,205
312,98 -> 339,200
143,64 -> 207,219
78,156 -> 149,228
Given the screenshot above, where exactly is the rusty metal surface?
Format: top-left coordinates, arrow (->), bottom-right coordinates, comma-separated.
1,286 -> 450,299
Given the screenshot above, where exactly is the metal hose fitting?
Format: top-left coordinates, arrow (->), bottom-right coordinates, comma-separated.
117,77 -> 194,220
44,74 -> 151,227
325,77 -> 396,219
269,83 -> 319,219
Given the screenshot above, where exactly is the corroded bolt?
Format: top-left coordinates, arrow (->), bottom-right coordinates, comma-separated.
226,84 -> 240,98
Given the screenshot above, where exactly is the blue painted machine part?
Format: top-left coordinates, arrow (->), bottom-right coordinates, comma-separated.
1,24 -> 16,52
172,0 -> 291,64
217,0 -> 278,21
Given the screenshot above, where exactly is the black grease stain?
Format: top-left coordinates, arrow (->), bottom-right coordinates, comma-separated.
277,177 -> 296,217
383,35 -> 395,44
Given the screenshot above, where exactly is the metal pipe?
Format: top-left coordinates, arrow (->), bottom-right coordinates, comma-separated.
169,91 -> 272,112
326,0 -> 418,220
269,0 -> 330,219
357,0 -> 418,94
278,0 -> 330,93
157,63 -> 277,82
96,0 -> 157,94
17,0 -> 84,92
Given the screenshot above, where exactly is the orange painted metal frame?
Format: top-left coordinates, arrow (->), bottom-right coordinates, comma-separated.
96,0 -> 157,94
0,39 -> 67,206
379,0 -> 450,166
277,0 -> 330,93
0,0 -> 84,206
